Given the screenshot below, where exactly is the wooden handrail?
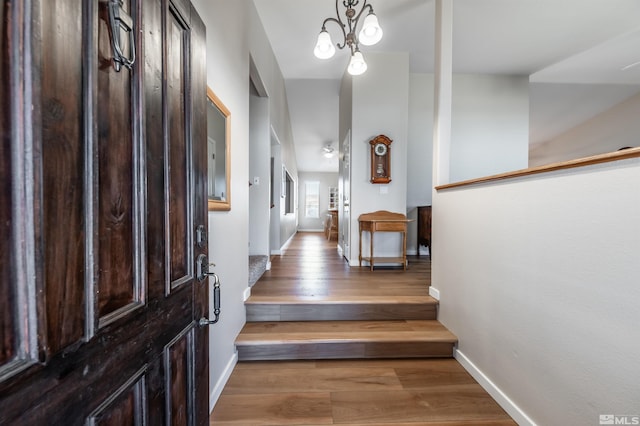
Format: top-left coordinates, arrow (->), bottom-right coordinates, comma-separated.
436,147 -> 640,191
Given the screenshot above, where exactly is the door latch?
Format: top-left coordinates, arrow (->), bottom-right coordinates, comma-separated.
196,225 -> 207,248
196,254 -> 215,282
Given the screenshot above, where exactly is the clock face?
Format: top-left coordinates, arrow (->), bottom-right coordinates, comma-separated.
374,143 -> 387,156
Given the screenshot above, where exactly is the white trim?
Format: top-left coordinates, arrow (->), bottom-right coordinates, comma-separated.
281,232 -> 296,251
455,350 -> 537,426
243,286 -> 251,301
209,351 -> 238,412
297,228 -> 324,232
429,286 -> 440,300
266,260 -> 271,270
270,249 -> 281,255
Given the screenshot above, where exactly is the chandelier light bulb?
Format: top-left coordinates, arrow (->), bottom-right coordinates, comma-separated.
314,30 -> 336,59
348,51 -> 367,76
313,0 -> 381,75
358,12 -> 383,46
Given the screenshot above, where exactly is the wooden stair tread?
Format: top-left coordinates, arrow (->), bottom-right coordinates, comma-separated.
245,295 -> 438,304
236,320 -> 457,345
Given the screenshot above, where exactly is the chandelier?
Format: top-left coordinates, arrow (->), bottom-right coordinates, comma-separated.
313,0 -> 383,76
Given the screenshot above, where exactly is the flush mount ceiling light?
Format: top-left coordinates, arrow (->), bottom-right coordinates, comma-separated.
313,0 -> 383,76
323,144 -> 336,158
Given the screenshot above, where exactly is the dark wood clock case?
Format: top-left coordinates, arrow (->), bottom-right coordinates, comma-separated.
369,134 -> 392,184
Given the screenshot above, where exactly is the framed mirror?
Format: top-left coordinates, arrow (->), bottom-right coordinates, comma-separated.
207,86 -> 231,211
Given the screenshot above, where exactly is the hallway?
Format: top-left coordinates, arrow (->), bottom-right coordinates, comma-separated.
251,231 -> 434,309
210,232 -> 516,425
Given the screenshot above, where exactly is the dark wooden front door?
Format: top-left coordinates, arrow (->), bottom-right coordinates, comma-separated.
0,0 -> 209,424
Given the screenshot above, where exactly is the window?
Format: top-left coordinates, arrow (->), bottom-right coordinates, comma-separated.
304,181 -> 320,218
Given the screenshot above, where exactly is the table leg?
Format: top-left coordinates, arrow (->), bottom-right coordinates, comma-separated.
402,229 -> 407,270
359,226 -> 362,267
370,230 -> 374,271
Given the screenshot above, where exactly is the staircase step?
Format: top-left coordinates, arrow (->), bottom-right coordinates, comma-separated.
235,320 -> 457,361
245,295 -> 438,321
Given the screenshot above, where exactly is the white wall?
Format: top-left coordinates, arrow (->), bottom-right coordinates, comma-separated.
432,157 -> 640,425
451,74 -> 529,182
191,0 -> 299,409
406,73 -> 435,254
246,1 -> 299,255
297,172 -> 339,231
348,52 -> 410,264
530,92 -> 640,166
249,91 -> 270,256
338,73 -> 353,258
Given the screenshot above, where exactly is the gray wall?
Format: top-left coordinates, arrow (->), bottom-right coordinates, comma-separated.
530,92 -> 640,166
451,74 -> 530,182
406,73 -> 435,254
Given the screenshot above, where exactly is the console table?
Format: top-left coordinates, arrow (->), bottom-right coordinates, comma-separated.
358,210 -> 412,271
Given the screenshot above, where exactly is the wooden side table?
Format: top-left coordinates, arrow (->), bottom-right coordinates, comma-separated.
358,210 -> 412,271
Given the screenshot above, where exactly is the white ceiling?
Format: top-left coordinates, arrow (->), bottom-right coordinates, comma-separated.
253,0 -> 640,172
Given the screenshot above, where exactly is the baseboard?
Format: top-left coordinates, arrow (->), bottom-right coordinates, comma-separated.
266,260 -> 271,270
270,249 -> 281,255
243,286 -> 251,301
454,350 -> 536,426
429,286 -> 440,300
281,232 -> 296,251
209,351 -> 238,412
406,249 -> 418,255
298,228 -> 324,232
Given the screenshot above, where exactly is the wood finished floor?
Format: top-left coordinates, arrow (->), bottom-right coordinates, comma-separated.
210,232 -> 516,425
250,232 -> 432,302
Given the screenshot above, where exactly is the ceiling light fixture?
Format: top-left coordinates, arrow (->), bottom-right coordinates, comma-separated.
323,144 -> 336,158
313,0 -> 383,76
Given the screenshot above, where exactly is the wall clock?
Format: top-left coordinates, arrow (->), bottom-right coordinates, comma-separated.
369,134 -> 392,184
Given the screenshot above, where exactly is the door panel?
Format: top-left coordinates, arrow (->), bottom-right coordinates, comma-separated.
167,7 -> 192,290
0,0 -> 209,423
41,0 -> 86,353
88,370 -> 146,426
97,0 -> 138,320
166,328 -> 194,425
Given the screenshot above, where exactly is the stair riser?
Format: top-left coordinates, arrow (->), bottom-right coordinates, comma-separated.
237,341 -> 454,361
246,304 -> 437,322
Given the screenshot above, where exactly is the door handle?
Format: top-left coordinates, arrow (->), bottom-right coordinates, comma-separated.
107,0 -> 136,71
197,254 -> 221,326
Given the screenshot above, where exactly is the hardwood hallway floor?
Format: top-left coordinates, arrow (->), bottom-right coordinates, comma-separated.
210,232 -> 516,425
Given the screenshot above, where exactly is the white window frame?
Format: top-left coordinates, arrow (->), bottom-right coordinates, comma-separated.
304,181 -> 320,218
